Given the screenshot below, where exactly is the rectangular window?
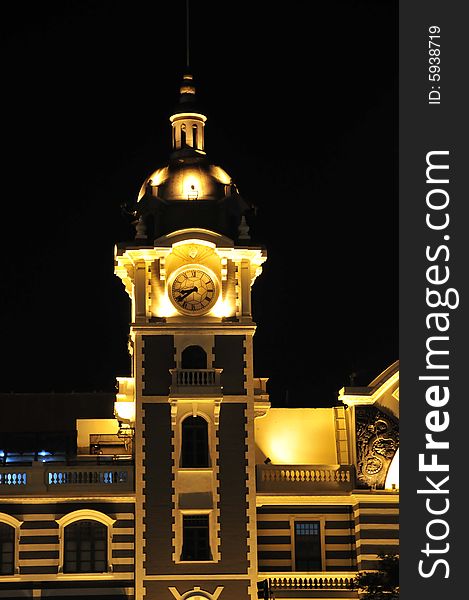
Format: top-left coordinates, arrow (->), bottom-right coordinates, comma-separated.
181,515 -> 211,561
294,521 -> 321,571
0,523 -> 14,575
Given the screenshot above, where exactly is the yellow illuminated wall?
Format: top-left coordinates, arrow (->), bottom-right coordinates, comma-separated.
76,418 -> 120,454
255,408 -> 338,465
385,447 -> 400,489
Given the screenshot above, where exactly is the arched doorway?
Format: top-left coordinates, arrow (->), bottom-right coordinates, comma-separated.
181,345 -> 207,369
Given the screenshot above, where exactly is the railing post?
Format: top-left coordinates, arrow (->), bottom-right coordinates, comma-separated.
30,461 -> 48,494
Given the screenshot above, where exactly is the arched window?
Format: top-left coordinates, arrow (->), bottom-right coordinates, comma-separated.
192,124 -> 198,149
181,345 -> 207,369
0,523 -> 14,575
181,124 -> 186,146
64,520 -> 107,573
181,416 -> 209,468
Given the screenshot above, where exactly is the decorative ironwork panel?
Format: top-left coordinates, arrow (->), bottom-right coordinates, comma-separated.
356,407 -> 399,489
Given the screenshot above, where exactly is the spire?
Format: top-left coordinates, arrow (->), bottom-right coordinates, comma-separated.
168,2 -> 207,155
169,72 -> 207,155
185,0 -> 191,69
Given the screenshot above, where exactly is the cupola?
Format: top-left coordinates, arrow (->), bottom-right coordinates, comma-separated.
170,73 -> 206,155
132,71 -> 252,243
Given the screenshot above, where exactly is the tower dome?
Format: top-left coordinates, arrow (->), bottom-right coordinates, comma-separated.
135,72 -> 251,242
137,163 -> 232,203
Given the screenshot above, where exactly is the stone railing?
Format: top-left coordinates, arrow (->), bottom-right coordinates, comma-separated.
0,471 -> 28,486
259,572 -> 357,591
0,463 -> 134,496
48,467 -> 131,486
257,464 -> 354,493
169,368 -> 223,397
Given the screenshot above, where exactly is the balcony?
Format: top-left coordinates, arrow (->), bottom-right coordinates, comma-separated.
169,368 -> 223,397
259,572 -> 358,598
0,462 -> 134,496
256,464 -> 355,494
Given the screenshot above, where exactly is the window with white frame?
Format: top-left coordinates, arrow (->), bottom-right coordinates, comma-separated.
294,521 -> 322,571
181,515 -> 211,561
181,416 -> 210,468
63,519 -> 107,573
57,509 -> 114,575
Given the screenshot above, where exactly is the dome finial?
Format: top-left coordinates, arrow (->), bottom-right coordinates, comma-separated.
179,72 -> 196,97
170,71 -> 206,155
238,216 -> 251,241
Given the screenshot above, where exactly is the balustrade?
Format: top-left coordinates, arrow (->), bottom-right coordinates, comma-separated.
265,573 -> 357,590
257,464 -> 354,492
169,368 -> 223,396
0,472 -> 27,485
48,469 -> 129,485
175,369 -> 216,386
0,464 -> 133,495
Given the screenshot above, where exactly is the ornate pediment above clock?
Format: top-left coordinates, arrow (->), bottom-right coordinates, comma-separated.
155,227 -> 235,249
171,242 -> 216,263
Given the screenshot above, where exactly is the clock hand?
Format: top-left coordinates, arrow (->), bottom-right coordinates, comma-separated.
176,286 -> 198,300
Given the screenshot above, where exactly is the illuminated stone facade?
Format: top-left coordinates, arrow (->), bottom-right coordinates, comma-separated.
0,74 -> 399,600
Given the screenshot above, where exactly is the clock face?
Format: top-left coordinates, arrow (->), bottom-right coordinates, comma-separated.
170,267 -> 218,315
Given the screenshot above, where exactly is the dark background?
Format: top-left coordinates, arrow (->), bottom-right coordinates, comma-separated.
0,0 -> 397,406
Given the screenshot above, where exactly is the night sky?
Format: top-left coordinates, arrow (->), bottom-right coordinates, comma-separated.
0,1 -> 397,407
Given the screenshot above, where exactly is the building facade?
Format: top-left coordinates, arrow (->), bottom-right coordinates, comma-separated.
0,73 -> 399,600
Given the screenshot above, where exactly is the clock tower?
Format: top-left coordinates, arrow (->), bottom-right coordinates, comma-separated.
114,73 -> 267,600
